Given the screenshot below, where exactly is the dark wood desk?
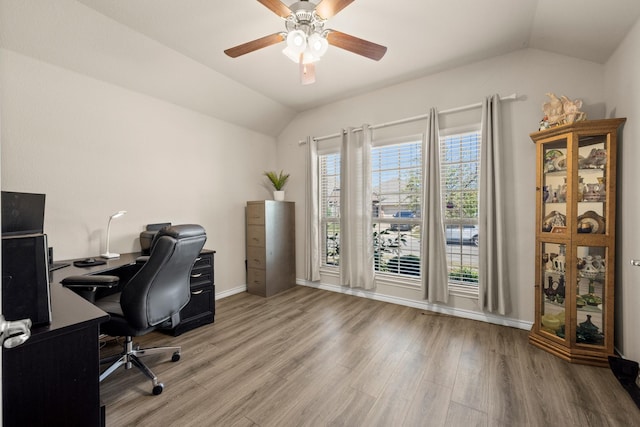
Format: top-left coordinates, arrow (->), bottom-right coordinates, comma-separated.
2,254 -> 143,426
52,251 -> 216,335
2,263 -> 115,426
3,251 -> 214,426
53,252 -> 141,281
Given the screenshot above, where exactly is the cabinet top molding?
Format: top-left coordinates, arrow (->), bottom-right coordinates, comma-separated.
530,118 -> 626,142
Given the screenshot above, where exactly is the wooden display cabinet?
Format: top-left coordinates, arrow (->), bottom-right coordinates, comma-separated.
529,118 -> 625,367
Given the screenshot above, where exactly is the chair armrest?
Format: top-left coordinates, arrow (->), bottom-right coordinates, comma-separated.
61,275 -> 120,288
136,256 -> 150,264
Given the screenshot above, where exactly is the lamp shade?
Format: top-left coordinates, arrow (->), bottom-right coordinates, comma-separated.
286,30 -> 307,54
110,210 -> 127,220
308,33 -> 328,58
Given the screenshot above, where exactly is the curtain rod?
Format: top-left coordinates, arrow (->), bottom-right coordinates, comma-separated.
299,93 -> 518,144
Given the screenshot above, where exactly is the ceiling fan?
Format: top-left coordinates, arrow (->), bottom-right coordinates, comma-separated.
224,0 -> 387,84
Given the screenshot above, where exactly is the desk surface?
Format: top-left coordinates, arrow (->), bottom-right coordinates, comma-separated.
51,252 -> 141,283
33,253 -> 142,339
27,253 -> 142,342
44,250 -> 215,339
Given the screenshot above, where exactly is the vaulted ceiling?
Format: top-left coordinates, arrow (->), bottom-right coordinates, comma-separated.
75,0 -> 640,110
2,0 -> 640,136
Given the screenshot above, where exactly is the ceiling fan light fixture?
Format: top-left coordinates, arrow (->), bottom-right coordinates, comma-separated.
283,46 -> 318,64
225,0 -> 386,85
308,32 -> 328,57
286,29 -> 307,54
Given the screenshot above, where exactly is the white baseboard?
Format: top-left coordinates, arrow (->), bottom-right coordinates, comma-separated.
215,280 -> 532,331
215,285 -> 247,300
296,278 -> 533,331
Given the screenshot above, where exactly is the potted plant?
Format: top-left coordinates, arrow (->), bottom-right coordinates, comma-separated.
264,170 -> 290,201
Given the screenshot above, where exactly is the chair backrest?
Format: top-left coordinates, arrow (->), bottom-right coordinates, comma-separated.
120,224 -> 206,330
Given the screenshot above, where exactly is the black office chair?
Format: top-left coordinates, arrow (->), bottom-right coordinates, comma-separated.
63,224 -> 206,395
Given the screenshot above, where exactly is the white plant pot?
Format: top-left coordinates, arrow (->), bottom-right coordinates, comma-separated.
273,191 -> 285,201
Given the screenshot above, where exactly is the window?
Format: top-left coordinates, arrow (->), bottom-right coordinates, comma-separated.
320,152 -> 340,267
317,127 -> 482,295
371,139 -> 422,278
440,130 -> 481,290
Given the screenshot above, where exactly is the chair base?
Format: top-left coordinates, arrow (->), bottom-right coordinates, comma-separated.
100,335 -> 181,395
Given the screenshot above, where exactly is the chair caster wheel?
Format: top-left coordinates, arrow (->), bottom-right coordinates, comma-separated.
171,352 -> 180,362
152,384 -> 164,395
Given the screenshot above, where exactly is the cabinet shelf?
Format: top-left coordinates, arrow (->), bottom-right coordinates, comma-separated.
529,118 -> 625,367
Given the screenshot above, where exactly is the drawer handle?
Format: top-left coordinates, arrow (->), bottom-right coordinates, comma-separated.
195,257 -> 202,262
253,259 -> 261,263
191,289 -> 204,295
191,273 -> 203,278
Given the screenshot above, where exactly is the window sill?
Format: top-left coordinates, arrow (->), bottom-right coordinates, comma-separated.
321,269 -> 478,299
375,273 -> 421,289
448,282 -> 479,299
320,266 -> 339,277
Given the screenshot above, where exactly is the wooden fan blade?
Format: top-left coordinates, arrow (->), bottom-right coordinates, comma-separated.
315,0 -> 355,19
326,30 -> 387,61
257,0 -> 292,18
224,33 -> 285,58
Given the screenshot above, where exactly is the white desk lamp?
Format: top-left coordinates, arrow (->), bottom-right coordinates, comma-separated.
101,210 -> 127,259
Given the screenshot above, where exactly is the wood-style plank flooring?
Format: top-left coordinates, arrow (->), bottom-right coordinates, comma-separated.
100,286 -> 639,426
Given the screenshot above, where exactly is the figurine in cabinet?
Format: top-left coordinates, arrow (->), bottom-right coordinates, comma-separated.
582,148 -> 607,168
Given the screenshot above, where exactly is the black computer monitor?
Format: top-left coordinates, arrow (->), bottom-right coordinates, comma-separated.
1,191 -> 46,236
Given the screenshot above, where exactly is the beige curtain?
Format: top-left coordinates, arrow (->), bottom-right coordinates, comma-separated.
339,126 -> 374,289
479,94 -> 511,314
422,108 -> 449,303
305,136 -> 320,281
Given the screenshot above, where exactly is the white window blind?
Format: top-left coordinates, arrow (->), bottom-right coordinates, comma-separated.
440,130 -> 480,289
320,152 -> 340,267
371,140 -> 422,278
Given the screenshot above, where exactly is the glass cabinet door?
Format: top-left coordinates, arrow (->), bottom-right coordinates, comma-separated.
541,139 -> 568,234
540,242 -> 566,338
575,245 -> 606,346
576,135 -> 608,235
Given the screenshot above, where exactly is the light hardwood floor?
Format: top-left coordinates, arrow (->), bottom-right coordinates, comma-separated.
100,286 -> 639,426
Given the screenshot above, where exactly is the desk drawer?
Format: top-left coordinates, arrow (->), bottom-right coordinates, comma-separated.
181,284 -> 213,320
190,270 -> 212,287
193,252 -> 213,270
170,283 -> 214,336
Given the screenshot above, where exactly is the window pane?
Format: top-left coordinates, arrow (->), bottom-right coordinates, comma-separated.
372,141 -> 422,217
320,153 -> 340,267
372,140 -> 422,278
321,153 -> 340,219
441,131 -> 480,287
323,221 -> 340,266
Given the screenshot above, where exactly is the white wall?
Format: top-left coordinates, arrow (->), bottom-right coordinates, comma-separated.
278,48 -> 606,325
0,48 -> 277,295
604,17 -> 640,363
